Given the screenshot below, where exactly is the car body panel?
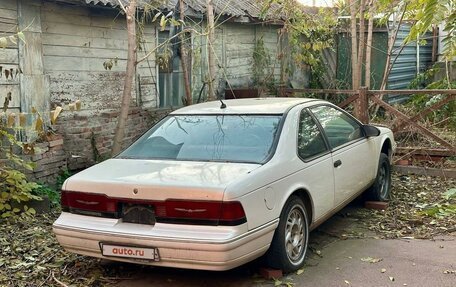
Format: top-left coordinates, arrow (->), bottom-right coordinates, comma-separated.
65,159 -> 261,201
53,98 -> 396,271
331,138 -> 377,205
53,213 -> 278,271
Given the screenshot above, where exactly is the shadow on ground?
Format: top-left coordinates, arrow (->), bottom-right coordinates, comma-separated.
110,200 -> 407,287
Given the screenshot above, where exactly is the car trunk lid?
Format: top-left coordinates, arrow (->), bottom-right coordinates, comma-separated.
64,159 -> 260,201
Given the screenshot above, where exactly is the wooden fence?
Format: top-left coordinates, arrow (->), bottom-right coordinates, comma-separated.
280,87 -> 456,158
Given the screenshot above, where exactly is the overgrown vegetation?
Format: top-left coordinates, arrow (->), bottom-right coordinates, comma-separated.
357,173 -> 456,239
0,125 -> 40,217
0,173 -> 453,286
259,0 -> 337,88
408,65 -> 456,130
252,36 -> 275,94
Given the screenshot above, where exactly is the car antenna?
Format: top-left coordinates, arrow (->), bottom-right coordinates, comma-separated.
219,98 -> 226,109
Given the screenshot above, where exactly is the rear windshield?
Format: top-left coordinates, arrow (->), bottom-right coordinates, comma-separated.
119,114 -> 283,164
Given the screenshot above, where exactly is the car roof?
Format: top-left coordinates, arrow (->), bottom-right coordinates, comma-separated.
171,98 -> 318,114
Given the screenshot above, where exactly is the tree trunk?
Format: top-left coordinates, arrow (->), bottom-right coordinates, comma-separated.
380,4 -> 407,90
349,0 -> 359,89
356,0 -> 366,88
206,0 -> 216,101
179,0 -> 192,106
111,0 -> 136,156
364,1 -> 374,88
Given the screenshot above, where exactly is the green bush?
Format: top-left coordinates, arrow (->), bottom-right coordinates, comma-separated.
32,184 -> 60,207
0,126 -> 41,217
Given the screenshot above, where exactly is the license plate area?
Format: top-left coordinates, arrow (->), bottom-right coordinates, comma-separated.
100,243 -> 160,261
121,203 -> 156,225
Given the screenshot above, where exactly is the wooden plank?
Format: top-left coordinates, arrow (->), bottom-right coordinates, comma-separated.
0,22 -> 18,32
43,45 -> 128,60
0,8 -> 17,21
0,84 -> 20,107
393,165 -> 456,179
19,32 -> 43,75
90,12 -> 128,29
358,87 -> 369,123
369,89 -> 456,95
42,22 -> 129,41
20,75 -> 50,114
225,49 -> 255,58
225,36 -> 255,44
42,33 -> 129,50
226,58 -> 252,67
286,89 -> 456,96
0,0 -> 18,11
42,7 -> 126,30
286,88 -> 359,95
370,96 -> 455,151
43,55 -> 127,72
337,93 -> 359,108
395,147 -> 455,157
0,48 -> 18,64
86,37 -> 129,51
41,1 -> 90,17
393,94 -> 456,132
41,10 -> 92,26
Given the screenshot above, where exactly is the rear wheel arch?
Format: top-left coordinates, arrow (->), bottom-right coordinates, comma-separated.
381,138 -> 392,160
289,188 -> 314,226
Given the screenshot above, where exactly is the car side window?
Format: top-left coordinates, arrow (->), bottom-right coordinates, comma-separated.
297,110 -> 328,160
310,105 -> 363,149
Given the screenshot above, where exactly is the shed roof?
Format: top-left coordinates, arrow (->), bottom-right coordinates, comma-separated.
82,0 -> 280,19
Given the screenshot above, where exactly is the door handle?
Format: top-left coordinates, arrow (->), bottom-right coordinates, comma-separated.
334,160 -> 342,168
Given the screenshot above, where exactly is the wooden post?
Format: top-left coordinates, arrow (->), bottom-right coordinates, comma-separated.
348,0 -> 359,89
179,0 -> 192,106
111,0 -> 137,156
18,0 -> 50,140
359,86 -> 369,123
206,0 -> 216,101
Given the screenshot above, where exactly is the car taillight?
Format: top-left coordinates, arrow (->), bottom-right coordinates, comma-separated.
61,190 -> 118,218
155,200 -> 246,226
60,190 -> 247,226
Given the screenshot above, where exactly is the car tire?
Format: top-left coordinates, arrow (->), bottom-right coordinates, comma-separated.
367,153 -> 391,201
266,196 -> 309,273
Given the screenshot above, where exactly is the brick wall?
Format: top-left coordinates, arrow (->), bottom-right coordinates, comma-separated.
54,107 -> 172,171
23,135 -> 67,184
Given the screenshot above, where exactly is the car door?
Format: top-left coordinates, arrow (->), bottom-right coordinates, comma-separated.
296,109 -> 335,220
310,105 -> 376,206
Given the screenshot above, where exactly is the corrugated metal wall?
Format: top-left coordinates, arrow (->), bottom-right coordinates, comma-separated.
336,22 -> 435,101
336,31 -> 388,90
387,22 -> 434,102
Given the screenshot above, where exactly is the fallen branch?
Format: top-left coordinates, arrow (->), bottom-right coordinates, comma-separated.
52,272 -> 70,287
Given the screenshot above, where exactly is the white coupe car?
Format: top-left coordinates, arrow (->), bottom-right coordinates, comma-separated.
53,98 -> 395,272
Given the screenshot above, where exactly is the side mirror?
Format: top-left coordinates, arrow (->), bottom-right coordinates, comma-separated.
362,125 -> 380,137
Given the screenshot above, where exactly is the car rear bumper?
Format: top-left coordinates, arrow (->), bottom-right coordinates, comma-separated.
53,212 -> 278,271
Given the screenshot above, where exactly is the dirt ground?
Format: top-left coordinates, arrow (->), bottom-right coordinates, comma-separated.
111,205 -> 456,287
1,174 -> 454,287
